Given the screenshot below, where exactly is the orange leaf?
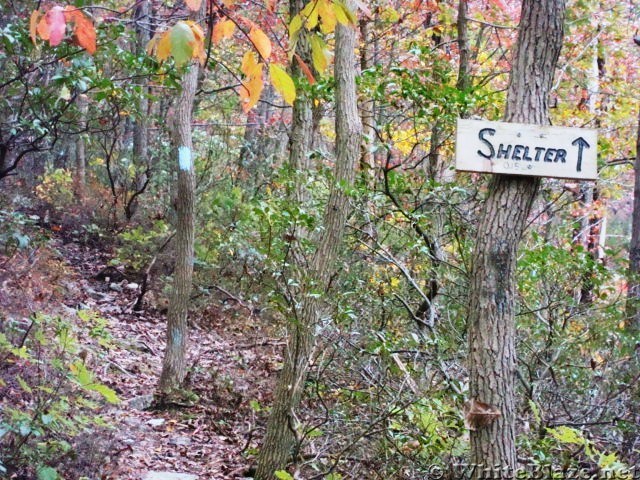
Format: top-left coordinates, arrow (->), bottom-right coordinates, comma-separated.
36,11 -> 51,40
240,71 -> 264,112
30,10 -> 41,45
185,20 -> 206,65
248,27 -> 271,60
212,19 -> 235,44
65,8 -> 96,54
239,50 -> 263,112
185,0 -> 203,11
294,53 -> 316,84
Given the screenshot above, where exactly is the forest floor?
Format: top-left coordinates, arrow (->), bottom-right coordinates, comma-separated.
1,216 -> 283,479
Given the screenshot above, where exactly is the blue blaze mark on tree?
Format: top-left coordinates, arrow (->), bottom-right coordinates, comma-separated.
178,146 -> 192,171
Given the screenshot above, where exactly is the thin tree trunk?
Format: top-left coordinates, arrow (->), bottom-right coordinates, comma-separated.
575,38 -> 604,304
626,108 -> 640,331
74,94 -> 88,201
158,5 -> 204,395
127,0 -> 151,220
359,17 -> 376,183
466,0 -> 565,473
456,0 -> 471,94
255,12 -> 362,479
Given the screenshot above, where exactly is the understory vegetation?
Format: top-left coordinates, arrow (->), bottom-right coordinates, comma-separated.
1,0 -> 639,478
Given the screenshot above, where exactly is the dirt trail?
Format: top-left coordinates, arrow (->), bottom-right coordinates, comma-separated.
2,231 -> 280,479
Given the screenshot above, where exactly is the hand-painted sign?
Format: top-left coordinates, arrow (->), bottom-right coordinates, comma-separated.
455,118 -> 597,180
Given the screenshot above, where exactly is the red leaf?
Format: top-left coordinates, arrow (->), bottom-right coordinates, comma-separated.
46,6 -> 67,46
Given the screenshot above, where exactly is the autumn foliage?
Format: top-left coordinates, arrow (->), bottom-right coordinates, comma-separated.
30,5 -> 96,54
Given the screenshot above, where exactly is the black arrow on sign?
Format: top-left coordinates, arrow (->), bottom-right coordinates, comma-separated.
571,137 -> 590,172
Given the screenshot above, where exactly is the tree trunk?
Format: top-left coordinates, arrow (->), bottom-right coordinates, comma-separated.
456,0 -> 471,94
74,94 -> 88,201
467,0 -> 566,473
127,0 -> 151,220
626,108 -> 640,331
255,12 -> 362,479
359,17 -> 376,184
158,5 -> 204,396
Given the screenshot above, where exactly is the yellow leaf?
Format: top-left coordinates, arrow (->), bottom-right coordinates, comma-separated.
301,0 -> 319,30
269,64 -> 296,106
288,14 -> 303,39
185,0 -> 202,11
333,0 -> 357,24
317,0 -> 336,34
310,34 -> 329,73
156,30 -> 172,62
213,19 -> 235,44
240,67 -> 264,112
249,27 -> 272,60
146,33 -> 158,56
241,51 -> 261,77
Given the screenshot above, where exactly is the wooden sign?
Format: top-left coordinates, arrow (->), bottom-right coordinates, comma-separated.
455,118 -> 598,180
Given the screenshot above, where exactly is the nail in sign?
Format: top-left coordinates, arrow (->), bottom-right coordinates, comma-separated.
455,118 -> 598,180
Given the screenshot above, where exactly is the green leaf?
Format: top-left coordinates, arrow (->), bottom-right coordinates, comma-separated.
170,21 -> 196,67
528,399 -> 541,425
306,427 -> 323,438
88,383 -> 120,404
11,233 -> 30,249
37,466 -> 59,480
269,64 -> 296,106
547,426 -> 586,446
70,361 -> 93,386
275,471 -> 294,480
598,451 -> 618,469
17,375 -> 33,394
41,413 -> 54,425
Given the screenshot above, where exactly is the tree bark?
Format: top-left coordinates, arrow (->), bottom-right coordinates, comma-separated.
255,12 -> 362,479
467,0 -> 565,473
158,5 -> 204,395
626,108 -> 640,332
127,0 -> 151,220
74,94 -> 88,201
359,17 -> 376,184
